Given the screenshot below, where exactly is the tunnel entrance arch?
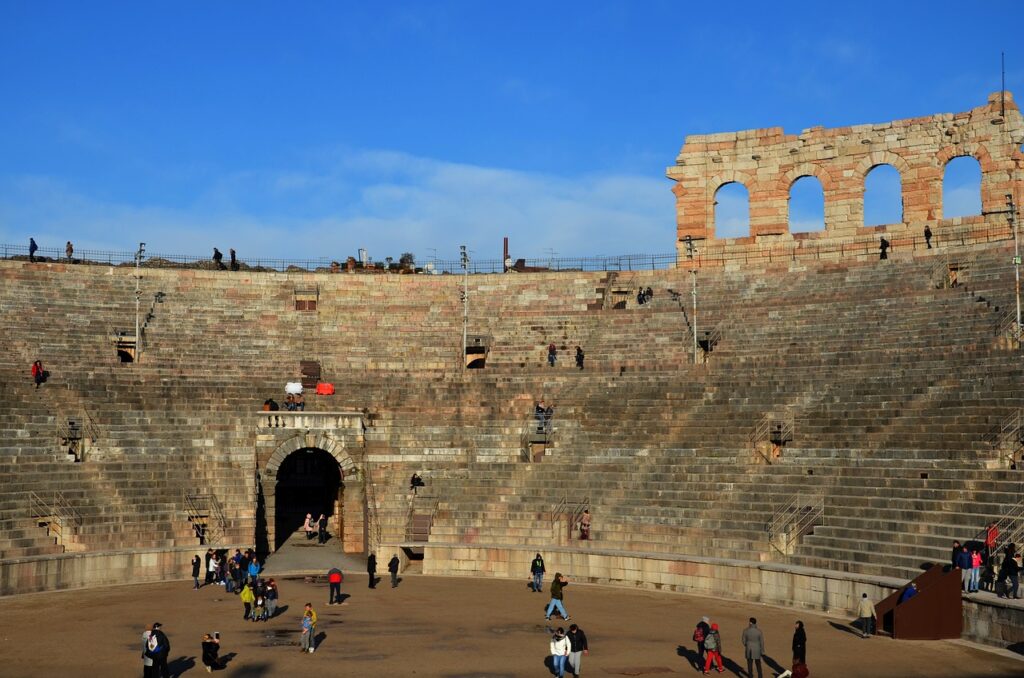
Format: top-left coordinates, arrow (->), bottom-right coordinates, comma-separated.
272,448 -> 343,550
258,430 -> 363,555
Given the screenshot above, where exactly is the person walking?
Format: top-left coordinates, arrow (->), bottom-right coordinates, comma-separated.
693,616 -> 711,669
367,553 -> 377,589
857,592 -> 876,638
530,553 -> 546,593
575,346 -> 584,370
239,582 -> 255,619
792,621 -> 806,665
212,247 -> 225,269
317,513 -> 328,544
388,554 -> 400,588
879,237 -> 890,260
201,633 -> 221,672
301,603 -> 318,653
328,567 -> 344,604
545,573 -> 570,621
229,248 -> 238,271
702,622 -> 724,674
742,617 -> 765,678
566,623 -> 588,678
549,627 -> 571,678
28,237 -> 38,263
924,224 -> 933,249
147,622 -> 171,678
141,624 -> 155,678
65,241 -> 74,261
191,554 -> 202,590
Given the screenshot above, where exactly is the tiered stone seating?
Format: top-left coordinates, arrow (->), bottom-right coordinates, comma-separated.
2,238 -> 1022,588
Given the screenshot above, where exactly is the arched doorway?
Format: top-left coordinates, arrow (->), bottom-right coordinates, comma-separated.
272,447 -> 343,551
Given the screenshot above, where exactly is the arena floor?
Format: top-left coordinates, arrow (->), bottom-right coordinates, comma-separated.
0,573 -> 1019,678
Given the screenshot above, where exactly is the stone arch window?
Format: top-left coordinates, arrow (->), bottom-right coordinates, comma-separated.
788,176 -> 826,233
713,182 -> 751,238
942,155 -> 982,218
863,164 -> 903,226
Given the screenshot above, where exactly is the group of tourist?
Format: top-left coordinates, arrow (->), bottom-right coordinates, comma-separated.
546,344 -> 586,369
636,286 -> 654,305
535,401 -> 555,433
949,521 -> 1022,598
212,247 -> 240,271
193,548 -> 265,595
529,555 -> 586,678
690,616 -> 809,678
301,512 -> 330,544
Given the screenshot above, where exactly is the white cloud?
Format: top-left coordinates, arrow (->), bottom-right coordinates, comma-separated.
0,150 -> 676,264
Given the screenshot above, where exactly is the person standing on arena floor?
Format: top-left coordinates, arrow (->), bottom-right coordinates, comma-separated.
857,592 -> 876,637
566,623 -> 588,678
693,616 -> 711,668
301,603 -> 318,653
531,553 -> 546,593
742,617 -> 765,678
191,554 -> 202,590
703,622 -> 723,674
389,554 -> 401,588
792,620 -> 806,665
367,553 -> 377,589
239,582 -> 255,619
266,578 -> 279,618
141,624 -> 155,678
147,622 -> 171,678
201,633 -> 221,672
545,573 -> 570,621
549,627 -> 571,678
328,567 -> 343,604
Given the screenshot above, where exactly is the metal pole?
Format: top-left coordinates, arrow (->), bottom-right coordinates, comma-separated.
691,268 -> 698,364
135,243 -> 145,361
460,245 -> 469,368
1010,194 -> 1020,340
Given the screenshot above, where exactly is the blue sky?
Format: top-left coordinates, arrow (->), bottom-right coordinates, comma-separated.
0,2 -> 1019,262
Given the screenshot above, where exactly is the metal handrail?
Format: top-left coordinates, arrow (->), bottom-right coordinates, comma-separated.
767,495 -> 823,554
184,492 -> 228,545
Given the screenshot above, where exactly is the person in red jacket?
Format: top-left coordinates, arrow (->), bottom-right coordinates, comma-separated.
31,360 -> 44,389
327,567 -> 344,605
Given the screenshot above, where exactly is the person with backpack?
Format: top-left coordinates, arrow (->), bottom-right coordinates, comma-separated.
692,616 -> 711,669
530,553 -> 546,592
147,622 -> 171,678
703,622 -> 723,674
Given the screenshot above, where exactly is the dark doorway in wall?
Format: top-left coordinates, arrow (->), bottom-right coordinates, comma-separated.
273,447 -> 342,551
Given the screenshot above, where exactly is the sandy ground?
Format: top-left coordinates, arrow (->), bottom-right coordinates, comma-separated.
0,573 -> 1019,678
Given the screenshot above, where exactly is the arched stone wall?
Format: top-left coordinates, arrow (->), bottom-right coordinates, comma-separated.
667,91 -> 1024,256
259,431 -> 365,554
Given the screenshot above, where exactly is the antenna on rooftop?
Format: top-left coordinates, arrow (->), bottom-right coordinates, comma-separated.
1001,51 -> 1006,119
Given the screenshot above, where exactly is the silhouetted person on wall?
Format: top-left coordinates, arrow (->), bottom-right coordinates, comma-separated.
213,247 -> 225,270
924,225 -> 933,249
229,248 -> 238,271
575,346 -> 584,370
65,241 -> 74,262
28,237 -> 38,263
409,473 -> 425,494
879,238 -> 890,260
367,553 -> 377,588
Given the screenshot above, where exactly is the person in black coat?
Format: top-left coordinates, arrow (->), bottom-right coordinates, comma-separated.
388,554 -> 400,588
201,633 -> 221,671
367,553 -> 377,589
567,623 -> 589,678
191,554 -> 202,590
792,620 -> 807,664
317,514 -> 328,544
148,623 -> 171,678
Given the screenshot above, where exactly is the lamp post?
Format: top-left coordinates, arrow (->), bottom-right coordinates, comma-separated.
686,236 -> 697,364
460,245 -> 469,368
135,242 -> 146,361
1010,193 -> 1020,341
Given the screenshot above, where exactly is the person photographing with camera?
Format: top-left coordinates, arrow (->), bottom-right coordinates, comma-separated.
201,632 -> 222,672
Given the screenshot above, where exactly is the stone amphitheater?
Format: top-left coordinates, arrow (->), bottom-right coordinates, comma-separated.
1,92 -> 1023,670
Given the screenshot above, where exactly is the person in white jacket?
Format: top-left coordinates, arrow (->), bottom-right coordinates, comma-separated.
550,627 -> 571,678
